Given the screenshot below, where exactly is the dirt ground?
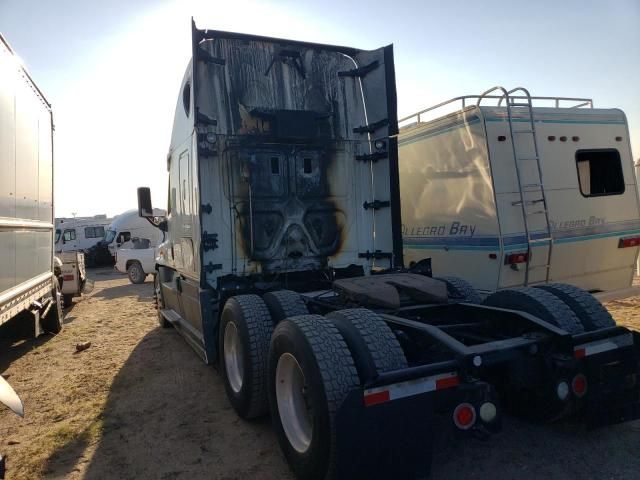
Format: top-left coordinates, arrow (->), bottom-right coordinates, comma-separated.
1,270 -> 639,480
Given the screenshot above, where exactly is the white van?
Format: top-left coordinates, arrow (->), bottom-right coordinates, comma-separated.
54,216 -> 111,253
399,86 -> 640,294
104,208 -> 165,257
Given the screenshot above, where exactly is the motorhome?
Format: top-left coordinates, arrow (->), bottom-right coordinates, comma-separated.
54,215 -> 111,253
138,24 -> 640,480
103,208 -> 165,257
399,87 -> 640,294
0,32 -> 63,414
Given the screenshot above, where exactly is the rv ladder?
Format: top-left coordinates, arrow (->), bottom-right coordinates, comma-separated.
505,88 -> 553,285
478,86 -> 554,286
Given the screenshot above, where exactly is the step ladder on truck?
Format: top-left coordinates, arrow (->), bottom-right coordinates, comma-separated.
139,22 -> 640,480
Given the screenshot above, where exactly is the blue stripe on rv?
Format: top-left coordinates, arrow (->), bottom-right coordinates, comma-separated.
404,226 -> 640,251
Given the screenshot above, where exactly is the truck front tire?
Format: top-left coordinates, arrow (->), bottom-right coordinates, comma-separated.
219,295 -> 273,419
268,315 -> 359,480
154,275 -> 170,328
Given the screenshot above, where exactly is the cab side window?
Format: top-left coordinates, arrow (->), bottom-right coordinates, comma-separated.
117,232 -> 131,244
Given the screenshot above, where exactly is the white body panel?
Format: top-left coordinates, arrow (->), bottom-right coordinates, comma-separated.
58,251 -> 85,297
115,247 -> 156,275
400,105 -> 640,293
0,33 -> 56,327
104,209 -> 165,257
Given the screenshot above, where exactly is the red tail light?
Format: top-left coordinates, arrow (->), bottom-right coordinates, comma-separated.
618,236 -> 640,248
505,252 -> 528,265
572,374 -> 588,398
453,403 -> 476,430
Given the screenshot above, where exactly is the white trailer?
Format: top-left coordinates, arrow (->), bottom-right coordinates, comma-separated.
54,216 -> 112,253
103,208 -> 165,257
399,87 -> 640,295
0,32 -> 63,414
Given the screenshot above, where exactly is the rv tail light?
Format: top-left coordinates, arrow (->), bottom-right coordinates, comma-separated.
618,236 -> 640,248
505,252 -> 528,265
572,374 -> 587,398
453,403 -> 476,430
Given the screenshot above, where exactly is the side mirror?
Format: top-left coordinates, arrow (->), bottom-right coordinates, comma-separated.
137,187 -> 154,218
158,219 -> 168,232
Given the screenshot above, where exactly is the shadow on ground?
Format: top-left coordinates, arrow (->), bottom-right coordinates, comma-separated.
0,312 -> 55,374
91,281 -> 153,302
42,324 -> 291,480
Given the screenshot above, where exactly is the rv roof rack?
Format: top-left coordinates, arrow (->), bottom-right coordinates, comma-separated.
399,91 -> 593,127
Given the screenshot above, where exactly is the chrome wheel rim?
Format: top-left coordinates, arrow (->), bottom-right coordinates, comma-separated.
224,321 -> 244,393
276,353 -> 312,453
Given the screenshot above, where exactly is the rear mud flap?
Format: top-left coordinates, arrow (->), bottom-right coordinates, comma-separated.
584,341 -> 640,429
334,388 -> 435,479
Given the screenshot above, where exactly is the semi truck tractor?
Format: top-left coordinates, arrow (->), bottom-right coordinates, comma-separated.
1,33 -> 63,409
138,21 -> 640,479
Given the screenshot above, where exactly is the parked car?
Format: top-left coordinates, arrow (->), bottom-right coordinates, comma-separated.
114,238 -> 156,284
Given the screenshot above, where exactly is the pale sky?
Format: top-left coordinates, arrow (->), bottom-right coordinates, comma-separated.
1,0 -> 639,218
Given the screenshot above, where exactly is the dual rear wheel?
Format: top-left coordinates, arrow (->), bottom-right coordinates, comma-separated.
482,283 -> 614,333
219,292 -> 406,479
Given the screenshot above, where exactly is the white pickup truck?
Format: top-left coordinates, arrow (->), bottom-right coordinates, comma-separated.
114,238 -> 156,284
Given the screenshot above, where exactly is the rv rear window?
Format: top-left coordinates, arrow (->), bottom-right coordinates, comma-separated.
575,149 -> 625,197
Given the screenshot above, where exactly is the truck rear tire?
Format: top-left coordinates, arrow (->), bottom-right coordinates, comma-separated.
268,315 -> 359,480
534,283 -> 615,331
127,262 -> 146,284
41,281 -> 63,334
327,308 -> 407,383
219,294 -> 273,419
483,287 -> 584,334
436,276 -> 482,304
263,290 -> 308,323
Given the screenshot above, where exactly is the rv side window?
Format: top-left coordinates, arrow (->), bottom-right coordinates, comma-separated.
575,149 -> 625,197
84,226 -> 105,238
55,229 -> 61,243
63,229 -> 76,241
